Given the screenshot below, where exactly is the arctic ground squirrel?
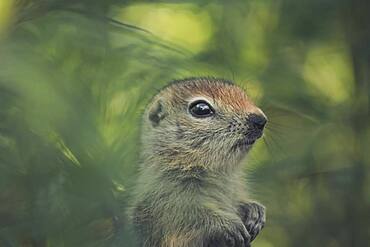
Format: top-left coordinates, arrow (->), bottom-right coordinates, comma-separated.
131,77 -> 267,247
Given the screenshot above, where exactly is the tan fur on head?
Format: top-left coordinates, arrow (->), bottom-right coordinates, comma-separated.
132,77 -> 267,247
141,77 -> 266,173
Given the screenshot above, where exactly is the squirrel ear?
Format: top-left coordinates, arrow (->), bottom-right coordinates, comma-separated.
148,99 -> 167,127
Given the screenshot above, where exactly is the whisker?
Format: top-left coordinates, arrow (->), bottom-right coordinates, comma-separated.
262,136 -> 279,165
262,103 -> 319,123
264,132 -> 288,160
265,126 -> 292,135
267,120 -> 312,132
264,129 -> 289,142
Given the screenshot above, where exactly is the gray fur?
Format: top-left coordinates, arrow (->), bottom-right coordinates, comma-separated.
131,78 -> 266,247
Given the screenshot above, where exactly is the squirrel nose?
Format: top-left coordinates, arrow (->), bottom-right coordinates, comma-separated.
248,113 -> 267,130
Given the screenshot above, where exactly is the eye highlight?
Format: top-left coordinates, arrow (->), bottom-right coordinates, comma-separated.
189,100 -> 215,118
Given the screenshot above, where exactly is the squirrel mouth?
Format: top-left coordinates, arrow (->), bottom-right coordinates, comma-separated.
231,131 -> 263,152
232,138 -> 256,151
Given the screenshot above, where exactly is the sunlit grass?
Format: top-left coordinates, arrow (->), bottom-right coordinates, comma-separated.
117,3 -> 213,52
0,0 -> 14,36
241,1 -> 280,73
303,40 -> 354,105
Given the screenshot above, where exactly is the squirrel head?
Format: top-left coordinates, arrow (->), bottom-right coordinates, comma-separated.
141,77 -> 267,172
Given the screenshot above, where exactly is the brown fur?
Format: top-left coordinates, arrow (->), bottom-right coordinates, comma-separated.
131,77 -> 266,247
160,78 -> 262,115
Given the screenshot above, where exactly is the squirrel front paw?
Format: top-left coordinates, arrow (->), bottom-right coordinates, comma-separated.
206,222 -> 251,247
238,202 -> 266,242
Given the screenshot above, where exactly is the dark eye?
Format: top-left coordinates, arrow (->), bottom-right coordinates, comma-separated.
189,100 -> 215,118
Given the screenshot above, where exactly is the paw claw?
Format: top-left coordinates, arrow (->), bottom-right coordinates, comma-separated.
206,222 -> 250,247
239,202 -> 266,243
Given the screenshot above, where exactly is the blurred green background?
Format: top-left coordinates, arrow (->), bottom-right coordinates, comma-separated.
0,0 -> 369,246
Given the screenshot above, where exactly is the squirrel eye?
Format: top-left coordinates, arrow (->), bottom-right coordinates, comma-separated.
189,100 -> 214,118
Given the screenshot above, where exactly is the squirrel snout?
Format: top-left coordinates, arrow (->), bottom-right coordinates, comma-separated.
248,113 -> 267,130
